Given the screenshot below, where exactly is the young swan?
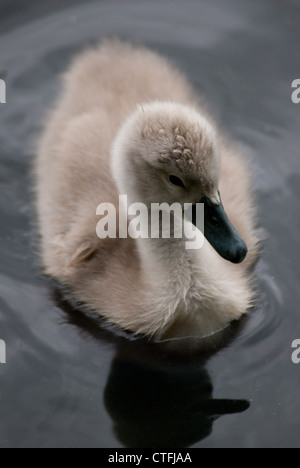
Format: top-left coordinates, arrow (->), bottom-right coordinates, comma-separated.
36,41 -> 259,341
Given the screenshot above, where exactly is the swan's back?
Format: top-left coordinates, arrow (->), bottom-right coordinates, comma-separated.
46,40 -> 196,138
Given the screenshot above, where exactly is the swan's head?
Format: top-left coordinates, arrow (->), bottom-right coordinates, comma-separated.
111,102 -> 247,264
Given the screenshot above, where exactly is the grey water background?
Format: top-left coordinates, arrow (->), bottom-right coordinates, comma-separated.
0,0 -> 299,448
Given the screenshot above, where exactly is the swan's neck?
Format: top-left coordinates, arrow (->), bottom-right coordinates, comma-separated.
136,222 -> 214,291
119,193 -> 210,293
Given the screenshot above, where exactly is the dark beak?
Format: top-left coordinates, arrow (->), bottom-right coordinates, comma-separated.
191,196 -> 248,264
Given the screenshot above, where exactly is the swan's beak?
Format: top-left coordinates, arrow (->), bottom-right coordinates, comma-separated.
192,196 -> 248,264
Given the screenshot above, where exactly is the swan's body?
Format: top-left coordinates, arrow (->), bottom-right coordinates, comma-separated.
36,40 -> 259,340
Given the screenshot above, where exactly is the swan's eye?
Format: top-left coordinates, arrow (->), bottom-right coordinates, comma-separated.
169,175 -> 185,188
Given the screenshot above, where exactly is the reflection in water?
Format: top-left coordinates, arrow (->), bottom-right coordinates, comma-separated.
104,356 -> 249,448
53,287 -> 250,448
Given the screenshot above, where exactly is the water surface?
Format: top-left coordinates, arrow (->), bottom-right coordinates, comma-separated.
0,0 -> 300,448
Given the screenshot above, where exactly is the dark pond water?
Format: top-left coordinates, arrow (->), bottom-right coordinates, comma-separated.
0,0 -> 300,448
